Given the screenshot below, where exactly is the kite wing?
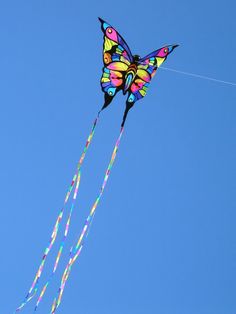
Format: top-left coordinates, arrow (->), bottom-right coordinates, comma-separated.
127,45 -> 178,104
99,18 -> 134,109
121,45 -> 178,126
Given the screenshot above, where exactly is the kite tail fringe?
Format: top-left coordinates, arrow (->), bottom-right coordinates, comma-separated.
15,113 -> 100,313
34,172 -> 81,312
51,127 -> 124,314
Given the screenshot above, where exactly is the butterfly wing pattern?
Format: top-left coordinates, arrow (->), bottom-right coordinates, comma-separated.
99,18 -> 178,126
127,47 -> 178,103
99,18 -> 133,109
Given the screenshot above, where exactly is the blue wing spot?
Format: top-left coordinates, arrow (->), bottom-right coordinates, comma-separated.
103,22 -> 110,30
108,87 -> 116,96
128,93 -> 135,103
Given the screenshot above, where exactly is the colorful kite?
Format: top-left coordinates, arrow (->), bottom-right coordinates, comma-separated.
99,18 -> 178,126
15,18 -> 178,313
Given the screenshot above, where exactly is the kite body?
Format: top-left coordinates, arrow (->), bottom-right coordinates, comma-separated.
99,17 -> 178,126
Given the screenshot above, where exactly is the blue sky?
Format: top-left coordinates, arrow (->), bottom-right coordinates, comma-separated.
0,1 -> 235,313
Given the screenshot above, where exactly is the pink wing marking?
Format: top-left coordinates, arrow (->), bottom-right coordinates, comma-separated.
157,47 -> 169,58
105,27 -> 118,42
110,70 -> 123,87
131,79 -> 145,93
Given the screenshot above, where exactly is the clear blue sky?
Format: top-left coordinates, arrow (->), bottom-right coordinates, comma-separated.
0,1 -> 235,313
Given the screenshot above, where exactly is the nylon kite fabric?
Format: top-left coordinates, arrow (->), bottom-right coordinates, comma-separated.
99,18 -> 178,126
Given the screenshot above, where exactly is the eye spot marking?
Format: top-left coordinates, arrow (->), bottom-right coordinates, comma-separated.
104,53 -> 111,64
106,27 -> 118,41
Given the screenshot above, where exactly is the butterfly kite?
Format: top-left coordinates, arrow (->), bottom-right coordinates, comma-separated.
15,18 -> 178,313
99,17 -> 178,126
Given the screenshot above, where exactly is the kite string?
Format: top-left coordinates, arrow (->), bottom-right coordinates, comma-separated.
15,114 -> 100,312
51,127 -> 124,314
160,66 -> 236,86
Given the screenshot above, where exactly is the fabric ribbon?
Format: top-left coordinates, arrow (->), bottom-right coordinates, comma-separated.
16,115 -> 99,312
51,127 -> 124,313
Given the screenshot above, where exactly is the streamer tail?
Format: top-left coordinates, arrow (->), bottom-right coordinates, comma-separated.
51,127 -> 124,313
15,113 -> 100,312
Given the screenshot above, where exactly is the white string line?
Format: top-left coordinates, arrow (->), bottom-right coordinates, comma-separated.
160,66 -> 236,87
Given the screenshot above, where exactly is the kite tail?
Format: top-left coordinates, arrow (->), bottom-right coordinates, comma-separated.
34,172 -> 81,311
101,93 -> 114,111
121,101 -> 134,127
15,113 -> 100,313
51,127 -> 124,314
